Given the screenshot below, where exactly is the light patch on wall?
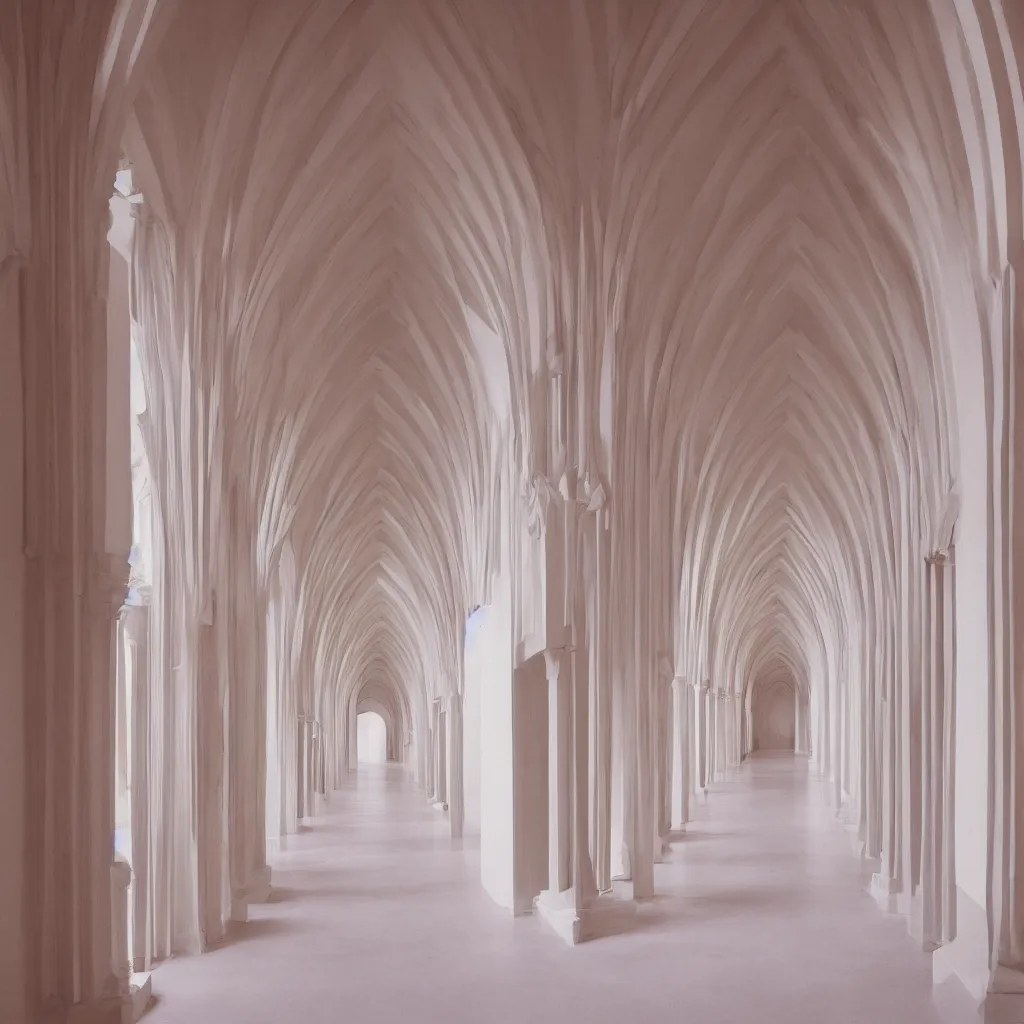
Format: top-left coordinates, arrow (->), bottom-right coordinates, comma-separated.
357,712 -> 387,764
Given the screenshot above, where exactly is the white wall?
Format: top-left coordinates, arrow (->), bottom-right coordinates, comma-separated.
478,578 -> 515,910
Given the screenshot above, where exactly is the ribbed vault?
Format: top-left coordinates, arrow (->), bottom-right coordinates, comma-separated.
127,0 -> 530,757
127,0 -> 985,839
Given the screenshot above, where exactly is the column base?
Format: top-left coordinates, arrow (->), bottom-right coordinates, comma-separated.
982,967 -> 1024,1024
55,998 -> 121,1024
229,896 -> 248,923
535,887 -> 636,946
125,973 -> 153,1024
47,975 -> 152,1024
905,891 -> 927,948
869,871 -> 901,913
247,865 -> 272,904
653,832 -> 671,863
932,887 -> 1006,1021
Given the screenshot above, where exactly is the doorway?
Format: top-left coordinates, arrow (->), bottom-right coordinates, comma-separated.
752,679 -> 796,751
357,711 -> 388,764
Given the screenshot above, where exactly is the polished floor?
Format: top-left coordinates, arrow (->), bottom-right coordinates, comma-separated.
145,754 -> 978,1024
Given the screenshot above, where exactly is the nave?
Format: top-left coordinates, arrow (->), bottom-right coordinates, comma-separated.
7,3 -> 1024,1021
145,757 -> 976,1024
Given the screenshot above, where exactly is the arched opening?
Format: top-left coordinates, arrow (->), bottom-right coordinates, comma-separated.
751,679 -> 797,753
349,682 -> 406,769
357,711 -> 388,764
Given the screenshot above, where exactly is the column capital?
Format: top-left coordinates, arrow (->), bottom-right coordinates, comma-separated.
543,646 -> 572,680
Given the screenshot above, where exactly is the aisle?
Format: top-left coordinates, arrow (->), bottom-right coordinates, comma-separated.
144,757 -> 976,1024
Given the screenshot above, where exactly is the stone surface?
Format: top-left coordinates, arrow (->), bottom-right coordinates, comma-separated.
4,2 -> 1024,1020
141,758 -> 977,1024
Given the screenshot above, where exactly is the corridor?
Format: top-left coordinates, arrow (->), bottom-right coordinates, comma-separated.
144,756 -> 976,1024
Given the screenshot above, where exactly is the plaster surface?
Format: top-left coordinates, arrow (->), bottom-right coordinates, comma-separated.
6,3 -> 1024,1018
143,758 -> 975,1024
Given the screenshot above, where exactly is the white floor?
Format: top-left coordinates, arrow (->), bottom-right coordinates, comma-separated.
144,754 -> 979,1024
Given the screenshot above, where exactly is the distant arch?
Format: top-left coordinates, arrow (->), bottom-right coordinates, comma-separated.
356,710 -> 388,764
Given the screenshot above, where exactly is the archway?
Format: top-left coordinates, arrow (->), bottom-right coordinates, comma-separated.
347,682 -> 406,767
356,711 -> 388,764
751,679 -> 797,753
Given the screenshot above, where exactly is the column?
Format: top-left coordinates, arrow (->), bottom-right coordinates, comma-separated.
794,686 -> 807,755
93,561 -> 134,1010
588,510 -> 612,892
123,602 -> 152,974
570,641 -> 598,911
921,550 -> 956,950
975,251 -> 1024,1020
536,642 -> 630,945
671,677 -> 691,829
654,660 -> 673,861
698,682 -> 710,791
448,692 -> 464,838
872,627 -> 900,911
544,648 -> 572,894
432,700 -> 448,809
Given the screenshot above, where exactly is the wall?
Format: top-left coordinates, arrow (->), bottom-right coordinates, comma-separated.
0,267 -> 26,1023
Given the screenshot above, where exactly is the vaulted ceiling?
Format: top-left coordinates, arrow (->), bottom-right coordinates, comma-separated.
128,0 -> 977,720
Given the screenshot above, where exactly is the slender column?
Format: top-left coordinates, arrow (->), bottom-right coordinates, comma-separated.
545,648 -> 572,894
588,512 -> 612,892
570,641 -> 598,910
448,693 -> 464,839
794,687 -> 806,755
123,603 -> 152,973
610,658 -> 632,879
723,695 -> 732,768
709,690 -> 719,779
985,253 -> 1024,1014
698,682 -> 710,790
671,677 -> 691,829
196,603 -> 228,940
92,561 -> 133,1004
653,660 -> 673,859
872,623 -> 900,908
921,550 -> 956,949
